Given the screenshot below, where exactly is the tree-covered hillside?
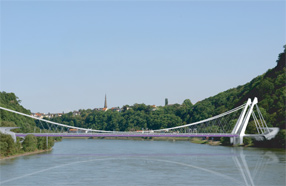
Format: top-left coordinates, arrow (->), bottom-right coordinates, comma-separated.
184,46 -> 285,147
190,45 -> 285,130
0,92 -> 58,158
0,92 -> 36,133
51,103 -> 186,132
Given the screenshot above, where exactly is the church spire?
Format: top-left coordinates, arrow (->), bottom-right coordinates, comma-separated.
104,94 -> 107,108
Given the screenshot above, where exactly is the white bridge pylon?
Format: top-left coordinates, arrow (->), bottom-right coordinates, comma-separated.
230,97 -> 279,145
154,97 -> 279,145
0,97 -> 279,145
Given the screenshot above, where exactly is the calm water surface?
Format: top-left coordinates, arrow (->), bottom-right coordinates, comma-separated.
0,139 -> 285,186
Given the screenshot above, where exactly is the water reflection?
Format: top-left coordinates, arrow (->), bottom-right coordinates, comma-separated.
231,148 -> 279,186
0,143 -> 285,186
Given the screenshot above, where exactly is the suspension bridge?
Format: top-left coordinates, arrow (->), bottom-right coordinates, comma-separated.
0,97 -> 279,145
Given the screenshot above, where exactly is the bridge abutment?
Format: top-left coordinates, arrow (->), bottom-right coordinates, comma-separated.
0,127 -> 19,143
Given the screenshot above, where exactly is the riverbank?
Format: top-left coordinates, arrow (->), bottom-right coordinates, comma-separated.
88,136 -> 193,141
0,149 -> 52,160
65,136 -> 284,148
189,137 -> 221,145
75,136 -> 222,146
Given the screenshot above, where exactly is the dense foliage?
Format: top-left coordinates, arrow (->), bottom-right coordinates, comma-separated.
0,92 -> 36,133
0,133 -> 54,157
0,92 -> 56,157
51,46 -> 285,147
51,103 -> 186,131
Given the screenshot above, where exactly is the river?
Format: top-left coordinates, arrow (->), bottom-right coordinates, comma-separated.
0,139 -> 285,186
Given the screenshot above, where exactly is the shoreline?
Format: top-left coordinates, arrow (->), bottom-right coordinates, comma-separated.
0,149 -> 52,160
64,136 -> 222,145
66,136 -> 284,149
88,136 -> 195,141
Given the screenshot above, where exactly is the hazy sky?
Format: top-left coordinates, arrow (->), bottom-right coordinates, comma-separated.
1,0 -> 285,113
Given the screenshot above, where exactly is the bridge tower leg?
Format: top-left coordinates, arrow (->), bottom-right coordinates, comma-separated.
46,136 -> 48,149
231,98 -> 258,145
231,99 -> 251,145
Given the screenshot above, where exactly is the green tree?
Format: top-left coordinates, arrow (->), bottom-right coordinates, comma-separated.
22,135 -> 38,152
0,141 -> 8,157
0,133 -> 20,156
182,99 -> 193,107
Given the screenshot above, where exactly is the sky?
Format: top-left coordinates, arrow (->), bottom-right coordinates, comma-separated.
0,0 -> 285,113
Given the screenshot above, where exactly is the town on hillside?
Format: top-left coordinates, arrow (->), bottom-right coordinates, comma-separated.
30,95 -> 158,119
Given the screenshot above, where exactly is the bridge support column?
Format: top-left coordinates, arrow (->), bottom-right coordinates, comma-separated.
231,137 -> 239,146
46,136 -> 48,149
231,98 -> 258,145
231,99 -> 251,145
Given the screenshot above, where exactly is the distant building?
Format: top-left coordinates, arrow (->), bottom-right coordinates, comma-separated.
73,111 -> 80,116
93,94 -> 112,111
44,113 -> 52,118
36,112 -> 63,118
104,94 -> 107,108
103,94 -> 108,111
55,113 -> 62,117
111,107 -> 121,112
69,129 -> 78,133
31,113 -> 44,119
151,105 -> 157,111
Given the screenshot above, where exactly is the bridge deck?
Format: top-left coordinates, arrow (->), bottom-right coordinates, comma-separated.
16,133 -> 239,138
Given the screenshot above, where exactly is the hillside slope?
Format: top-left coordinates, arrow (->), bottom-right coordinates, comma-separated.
0,92 -> 58,158
0,92 -> 36,132
187,46 -> 285,130
184,46 -> 285,147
